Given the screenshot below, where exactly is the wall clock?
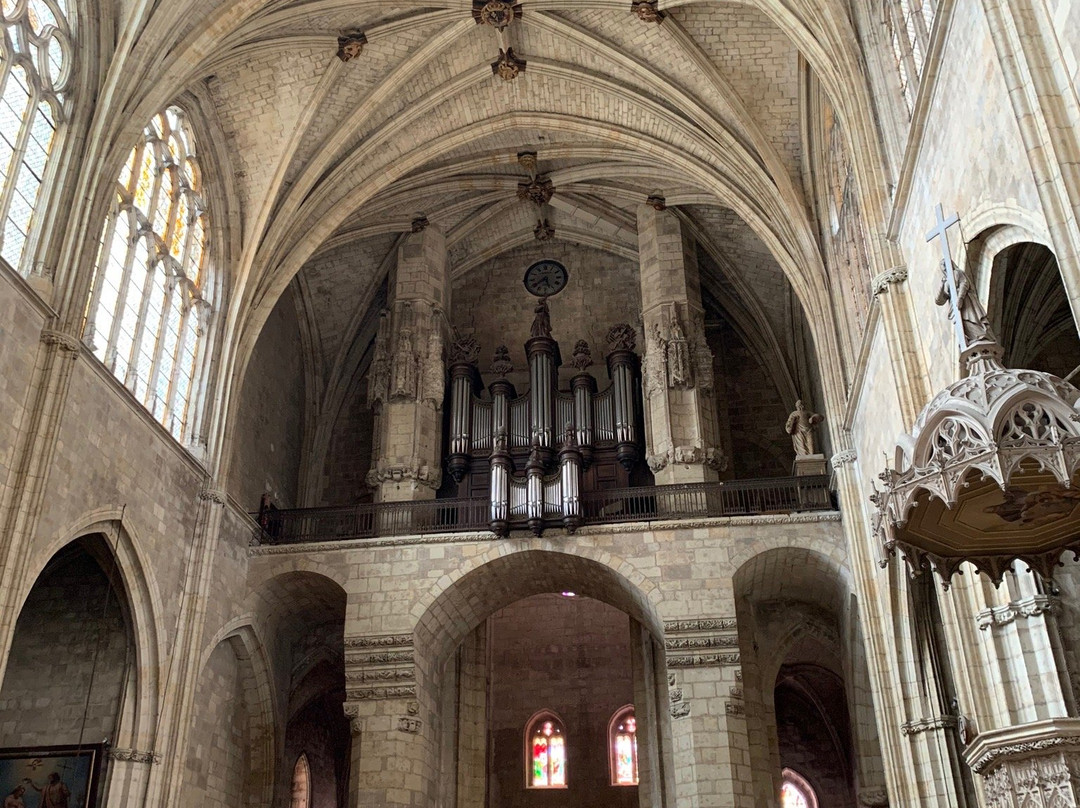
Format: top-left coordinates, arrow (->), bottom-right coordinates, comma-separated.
523,259 -> 569,297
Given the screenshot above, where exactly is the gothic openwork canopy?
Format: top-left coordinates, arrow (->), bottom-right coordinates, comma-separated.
873,209 -> 1080,584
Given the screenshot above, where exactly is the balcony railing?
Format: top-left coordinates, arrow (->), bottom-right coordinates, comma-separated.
252,475 -> 834,546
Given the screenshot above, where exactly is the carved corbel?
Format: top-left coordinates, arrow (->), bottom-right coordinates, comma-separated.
872,267 -> 908,296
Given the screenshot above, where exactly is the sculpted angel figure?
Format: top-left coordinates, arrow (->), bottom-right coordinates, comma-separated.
785,400 -> 825,457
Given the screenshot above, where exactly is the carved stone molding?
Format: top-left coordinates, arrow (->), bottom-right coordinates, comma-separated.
109,747 -> 160,764
346,685 -> 417,701
346,650 -> 414,666
666,653 -> 740,668
198,487 -> 227,504
831,449 -> 858,468
336,30 -> 367,62
668,672 -> 691,719
366,460 -> 442,490
665,635 -> 738,650
664,618 -> 737,633
40,328 -> 81,356
966,719 -> 1080,774
872,266 -> 908,295
346,668 -> 415,684
398,716 -> 423,734
343,703 -> 363,735
857,789 -> 889,807
647,445 -> 727,474
345,634 -> 413,649
725,702 -> 745,717
977,594 -> 1059,630
900,715 -> 957,735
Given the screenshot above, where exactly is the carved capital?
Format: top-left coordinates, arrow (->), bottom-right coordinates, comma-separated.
343,703 -> 363,736
831,449 -> 858,468
857,789 -> 889,807
40,328 -> 81,356
872,266 -> 908,295
977,595 -> 1059,630
109,747 -> 161,764
366,461 -> 442,490
198,487 -> 228,504
900,715 -> 957,735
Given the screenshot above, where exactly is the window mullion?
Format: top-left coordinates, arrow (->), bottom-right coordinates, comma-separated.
83,191 -> 122,346
163,292 -> 193,435
104,220 -> 140,372
0,69 -> 38,249
124,242 -> 157,392
145,262 -> 175,412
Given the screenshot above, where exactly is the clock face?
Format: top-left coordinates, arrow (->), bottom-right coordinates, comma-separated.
524,260 -> 569,297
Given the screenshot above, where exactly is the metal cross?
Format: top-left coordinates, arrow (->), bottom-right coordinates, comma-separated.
926,203 -> 965,350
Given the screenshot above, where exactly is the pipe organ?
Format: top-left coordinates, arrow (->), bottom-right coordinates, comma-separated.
446,299 -> 645,536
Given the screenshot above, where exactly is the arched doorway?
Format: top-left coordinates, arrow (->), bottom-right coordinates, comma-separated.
412,549 -> 672,808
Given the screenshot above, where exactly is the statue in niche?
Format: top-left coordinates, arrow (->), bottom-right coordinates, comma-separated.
368,310 -> 391,407
785,400 -> 825,457
934,261 -> 996,346
421,326 -> 444,408
530,298 -> 552,338
392,329 -> 418,399
666,315 -> 692,388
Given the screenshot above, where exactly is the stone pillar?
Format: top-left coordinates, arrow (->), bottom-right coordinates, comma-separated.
456,624 -> 488,808
664,618 -> 750,807
343,631 -> 432,808
636,205 -> 724,484
367,224 -> 449,502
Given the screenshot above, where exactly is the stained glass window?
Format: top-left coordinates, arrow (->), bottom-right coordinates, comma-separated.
609,705 -> 639,786
780,769 -> 818,808
0,0 -> 72,274
885,0 -> 936,115
290,754 -> 310,808
526,713 -> 566,788
83,105 -> 214,447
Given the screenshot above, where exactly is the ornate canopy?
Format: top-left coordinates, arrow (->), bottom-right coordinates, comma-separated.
874,339 -> 1080,584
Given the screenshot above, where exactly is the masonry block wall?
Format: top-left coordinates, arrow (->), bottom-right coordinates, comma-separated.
229,286 -> 306,510
182,641 -> 251,808
0,542 -> 129,747
318,375 -> 375,506
451,241 -> 642,390
487,594 -> 637,808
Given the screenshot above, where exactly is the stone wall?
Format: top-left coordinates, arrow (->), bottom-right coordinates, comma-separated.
0,541 -> 129,747
318,374 -> 375,506
487,594 -> 637,808
228,285 -> 306,511
182,641 -> 251,808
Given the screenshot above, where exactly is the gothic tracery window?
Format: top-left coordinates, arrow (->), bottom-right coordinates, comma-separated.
83,105 -> 215,446
780,769 -> 819,808
290,753 -> 311,808
526,712 -> 567,788
885,0 -> 936,114
609,705 -> 639,785
0,0 -> 72,274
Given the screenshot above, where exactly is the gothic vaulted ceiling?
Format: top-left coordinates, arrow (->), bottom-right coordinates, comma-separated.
79,0 -> 883,450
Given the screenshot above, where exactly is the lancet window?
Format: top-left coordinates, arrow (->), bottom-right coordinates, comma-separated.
885,0 -> 936,114
83,105 -> 215,446
609,705 -> 639,785
290,753 -> 311,808
0,0 -> 72,274
780,769 -> 818,808
526,712 -> 567,788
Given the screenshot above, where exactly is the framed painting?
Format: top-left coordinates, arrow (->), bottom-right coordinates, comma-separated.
0,745 -> 104,808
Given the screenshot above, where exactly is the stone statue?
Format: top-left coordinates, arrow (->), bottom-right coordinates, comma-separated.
935,262 -> 996,346
785,400 -> 825,457
530,298 -> 552,338
421,326 -> 444,409
666,316 -> 692,388
391,329 -> 417,399
367,310 -> 391,407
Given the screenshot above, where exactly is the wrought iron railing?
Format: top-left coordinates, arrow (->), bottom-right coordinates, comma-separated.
252,475 -> 834,546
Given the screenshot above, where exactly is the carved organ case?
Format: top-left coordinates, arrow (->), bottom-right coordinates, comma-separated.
444,298 -> 648,535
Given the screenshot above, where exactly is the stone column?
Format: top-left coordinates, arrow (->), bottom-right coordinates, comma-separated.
455,624 -> 488,808
367,223 -> 449,503
636,205 -> 724,484
664,617 -> 750,807
343,632 -> 432,808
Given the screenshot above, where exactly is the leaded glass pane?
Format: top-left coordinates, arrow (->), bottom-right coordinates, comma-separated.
84,105 -> 215,448
0,0 -> 68,273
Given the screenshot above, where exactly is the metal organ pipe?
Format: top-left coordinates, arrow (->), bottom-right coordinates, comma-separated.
607,347 -> 640,471
447,361 -> 478,483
